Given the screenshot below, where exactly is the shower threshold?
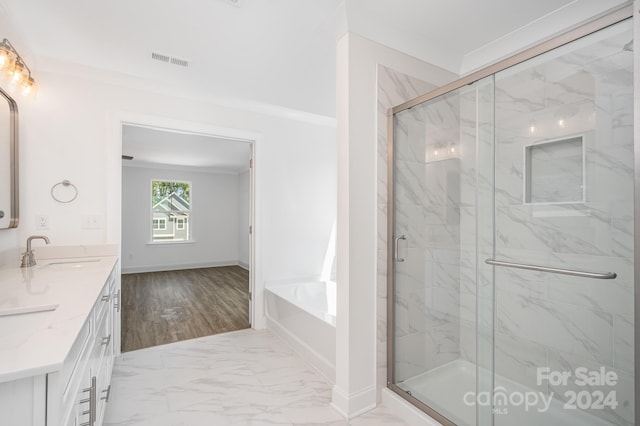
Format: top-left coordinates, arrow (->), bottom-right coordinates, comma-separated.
398,359 -> 617,426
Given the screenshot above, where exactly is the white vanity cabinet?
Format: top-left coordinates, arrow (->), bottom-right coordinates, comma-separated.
0,255 -> 119,426
47,264 -> 118,426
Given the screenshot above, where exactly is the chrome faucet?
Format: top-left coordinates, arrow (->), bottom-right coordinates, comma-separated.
20,235 -> 50,268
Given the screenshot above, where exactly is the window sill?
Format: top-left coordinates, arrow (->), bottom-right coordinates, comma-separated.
146,240 -> 196,246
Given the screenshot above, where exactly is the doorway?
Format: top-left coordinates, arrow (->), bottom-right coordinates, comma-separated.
119,123 -> 255,352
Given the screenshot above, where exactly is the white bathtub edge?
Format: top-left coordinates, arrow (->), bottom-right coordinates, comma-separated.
266,316 -> 335,384
381,388 -> 444,426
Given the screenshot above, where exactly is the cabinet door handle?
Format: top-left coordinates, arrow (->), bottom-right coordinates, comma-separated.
80,376 -> 97,425
91,376 -> 97,424
101,334 -> 111,346
114,289 -> 121,313
101,385 -> 112,402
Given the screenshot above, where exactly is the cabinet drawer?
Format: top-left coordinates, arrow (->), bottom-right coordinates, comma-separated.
92,301 -> 111,373
60,317 -> 91,401
94,283 -> 111,324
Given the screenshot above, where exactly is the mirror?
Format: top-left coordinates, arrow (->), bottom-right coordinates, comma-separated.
0,86 -> 18,229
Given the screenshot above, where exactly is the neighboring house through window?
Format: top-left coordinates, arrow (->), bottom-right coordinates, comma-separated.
152,218 -> 166,230
151,180 -> 191,242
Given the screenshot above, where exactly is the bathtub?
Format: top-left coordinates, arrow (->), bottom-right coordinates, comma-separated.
265,281 -> 336,383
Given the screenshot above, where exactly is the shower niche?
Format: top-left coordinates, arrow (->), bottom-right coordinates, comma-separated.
388,11 -> 635,426
524,135 -> 585,205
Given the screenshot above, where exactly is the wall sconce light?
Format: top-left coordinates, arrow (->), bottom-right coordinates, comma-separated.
0,38 -> 36,96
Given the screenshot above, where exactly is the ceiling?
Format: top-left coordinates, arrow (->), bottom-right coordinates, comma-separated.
346,0 -> 578,73
0,0 -> 629,119
122,125 -> 251,173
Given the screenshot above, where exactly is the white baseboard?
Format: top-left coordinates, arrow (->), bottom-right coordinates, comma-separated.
381,388 -> 443,426
122,260 -> 238,274
331,384 -> 377,419
266,316 -> 335,384
238,260 -> 250,270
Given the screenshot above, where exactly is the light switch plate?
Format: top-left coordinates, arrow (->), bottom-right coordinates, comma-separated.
81,214 -> 102,229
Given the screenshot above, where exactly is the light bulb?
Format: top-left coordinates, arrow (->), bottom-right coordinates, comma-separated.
558,119 -> 565,128
21,77 -> 35,96
0,48 -> 15,73
434,150 -> 438,156
450,146 -> 456,153
11,62 -> 26,84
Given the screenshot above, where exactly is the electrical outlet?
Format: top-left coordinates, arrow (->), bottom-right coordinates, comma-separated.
36,215 -> 49,230
81,214 -> 102,229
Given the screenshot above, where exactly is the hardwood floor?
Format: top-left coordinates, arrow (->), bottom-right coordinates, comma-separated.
121,266 -> 250,352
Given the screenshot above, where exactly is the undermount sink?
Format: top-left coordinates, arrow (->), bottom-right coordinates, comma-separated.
0,308 -> 57,350
41,259 -> 101,270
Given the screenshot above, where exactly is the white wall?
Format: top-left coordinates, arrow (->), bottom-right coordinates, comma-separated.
121,165 -> 243,273
238,170 -> 250,269
334,32 -> 454,418
8,60 -> 335,329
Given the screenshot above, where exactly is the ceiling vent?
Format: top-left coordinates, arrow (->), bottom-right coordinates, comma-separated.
220,0 -> 243,7
170,57 -> 189,67
151,52 -> 189,68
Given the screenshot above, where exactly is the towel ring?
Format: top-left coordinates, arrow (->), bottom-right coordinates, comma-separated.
51,180 -> 78,203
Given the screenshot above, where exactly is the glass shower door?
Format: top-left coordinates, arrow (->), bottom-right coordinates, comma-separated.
389,12 -> 634,426
390,76 -> 495,426
489,18 -> 634,426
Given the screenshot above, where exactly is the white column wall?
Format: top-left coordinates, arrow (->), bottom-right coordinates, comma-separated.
334,32 -> 455,418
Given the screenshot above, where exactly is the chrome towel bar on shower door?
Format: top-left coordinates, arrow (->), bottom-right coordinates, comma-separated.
485,259 -> 617,279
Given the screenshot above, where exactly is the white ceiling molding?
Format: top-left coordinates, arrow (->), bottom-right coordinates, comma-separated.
460,0 -> 630,74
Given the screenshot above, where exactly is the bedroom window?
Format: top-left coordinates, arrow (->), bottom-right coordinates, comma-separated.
151,180 -> 191,242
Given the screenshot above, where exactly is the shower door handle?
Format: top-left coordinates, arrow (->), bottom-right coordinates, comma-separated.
485,259 -> 617,279
394,235 -> 407,262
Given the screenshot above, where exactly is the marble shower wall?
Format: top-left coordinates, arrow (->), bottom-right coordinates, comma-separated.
382,68 -> 467,385
487,23 -> 635,426
376,66 -> 439,391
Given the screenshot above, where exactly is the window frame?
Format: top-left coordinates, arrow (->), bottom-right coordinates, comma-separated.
150,179 -> 192,243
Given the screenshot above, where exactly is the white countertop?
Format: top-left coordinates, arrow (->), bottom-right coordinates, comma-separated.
0,255 -> 118,383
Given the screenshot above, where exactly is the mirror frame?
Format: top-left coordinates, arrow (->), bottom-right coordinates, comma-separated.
0,86 -> 18,228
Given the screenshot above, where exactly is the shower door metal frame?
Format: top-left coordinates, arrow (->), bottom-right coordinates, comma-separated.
386,3 -> 637,425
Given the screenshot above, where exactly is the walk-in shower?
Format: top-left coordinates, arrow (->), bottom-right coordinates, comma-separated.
388,7 -> 635,426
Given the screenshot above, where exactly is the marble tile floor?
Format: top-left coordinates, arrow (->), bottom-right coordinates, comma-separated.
104,329 -> 409,426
